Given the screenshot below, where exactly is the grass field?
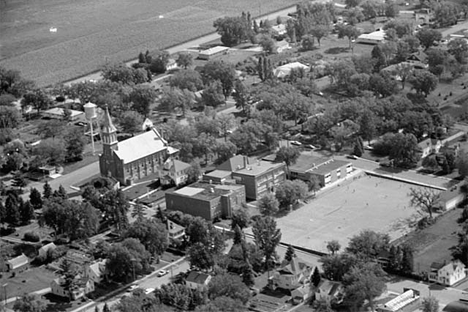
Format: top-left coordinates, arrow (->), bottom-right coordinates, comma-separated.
0,0 -> 298,87
270,173 -> 435,253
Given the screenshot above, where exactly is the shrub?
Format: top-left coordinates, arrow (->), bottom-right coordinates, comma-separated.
23,231 -> 40,242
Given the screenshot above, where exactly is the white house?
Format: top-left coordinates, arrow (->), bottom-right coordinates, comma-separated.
274,62 -> 310,79
418,137 -> 441,158
356,29 -> 386,44
186,271 -> 211,290
85,259 -> 107,284
160,158 -> 191,186
274,40 -> 290,53
314,279 -> 344,304
428,260 -> 466,286
37,242 -> 57,260
377,288 -> 421,312
51,276 -> 95,300
6,254 -> 29,274
269,257 -> 313,290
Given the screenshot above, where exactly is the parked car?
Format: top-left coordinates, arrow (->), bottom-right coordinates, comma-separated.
304,144 -> 317,150
290,141 -> 302,146
145,288 -> 155,295
346,155 -> 358,159
157,269 -> 168,277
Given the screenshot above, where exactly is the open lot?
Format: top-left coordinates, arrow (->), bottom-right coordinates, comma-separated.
271,173 -> 433,253
0,0 -> 298,86
1,266 -> 56,300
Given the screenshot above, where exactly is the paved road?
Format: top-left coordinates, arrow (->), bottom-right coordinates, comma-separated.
64,6 -> 297,86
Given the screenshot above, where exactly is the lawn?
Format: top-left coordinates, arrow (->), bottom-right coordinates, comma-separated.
394,208 -> 461,276
0,0 -> 299,87
0,266 -> 56,300
258,173 -> 435,254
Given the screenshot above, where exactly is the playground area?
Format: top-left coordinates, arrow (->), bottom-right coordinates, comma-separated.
274,174 -> 436,253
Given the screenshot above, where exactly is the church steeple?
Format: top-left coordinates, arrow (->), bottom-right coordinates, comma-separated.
101,105 -> 118,149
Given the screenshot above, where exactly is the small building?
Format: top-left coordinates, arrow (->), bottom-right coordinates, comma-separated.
289,154 -> 353,188
186,271 -> 212,290
165,182 -> 246,221
219,155 -> 286,200
41,108 -> 84,121
274,40 -> 290,53
418,137 -> 441,158
291,284 -> 310,304
202,170 -> 232,184
269,257 -> 313,291
314,279 -> 344,305
85,259 -> 107,284
198,46 -> 230,60
37,242 -> 57,260
407,51 -> 428,64
274,62 -> 310,79
415,8 -> 433,24
436,182 -> 466,211
51,276 -> 95,300
167,219 -> 185,240
428,260 -> 466,286
160,158 -> 192,186
6,254 -> 29,274
166,58 -> 178,71
272,24 -> 287,36
376,288 -> 421,312
356,29 -> 386,44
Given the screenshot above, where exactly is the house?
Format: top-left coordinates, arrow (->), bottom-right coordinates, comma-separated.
198,46 -> 230,60
65,250 -> 92,266
356,29 -> 386,44
99,106 -> 179,186
50,276 -> 95,300
314,279 -> 344,305
166,58 -> 178,71
202,170 -> 232,184
418,137 -> 441,158
376,288 -> 421,312
6,254 -> 29,274
436,182 -> 466,211
165,182 -> 246,221
269,257 -> 313,290
288,154 -> 353,188
414,8 -> 433,24
274,62 -> 310,79
85,259 -> 107,284
407,51 -> 428,65
186,271 -> 212,290
167,219 -> 185,240
291,284 -> 310,304
160,158 -> 191,186
274,40 -> 290,53
218,155 -> 286,200
37,242 -> 57,260
428,260 -> 466,286
41,108 -> 85,121
272,24 -> 287,36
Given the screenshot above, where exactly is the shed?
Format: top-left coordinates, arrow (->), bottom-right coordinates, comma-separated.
42,108 -> 84,121
356,30 -> 385,44
6,254 -> 30,274
274,62 -> 310,78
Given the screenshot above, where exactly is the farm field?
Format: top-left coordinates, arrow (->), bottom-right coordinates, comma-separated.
0,0 -> 298,87
266,173 -> 434,253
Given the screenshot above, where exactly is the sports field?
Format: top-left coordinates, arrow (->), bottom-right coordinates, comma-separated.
275,174 -> 436,253
0,0 -> 298,87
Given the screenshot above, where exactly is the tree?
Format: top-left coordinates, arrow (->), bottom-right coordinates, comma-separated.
0,94 -> 16,107
310,25 -> 329,46
422,154 -> 441,173
201,60 -> 237,98
63,128 -> 86,162
231,209 -> 250,229
20,201 -> 34,225
106,238 -> 151,282
275,180 -> 308,210
103,303 -> 110,312
124,219 -> 169,256
208,273 -> 251,304
337,25 -> 361,49
43,181 -> 52,199
409,70 -> 438,97
353,138 -> 364,157
101,63 -> 148,85
343,262 -> 386,311
148,50 -> 170,74
285,245 -> 296,262
448,38 -> 468,64
215,141 -> 237,164
422,296 -> 439,312
21,89 -> 52,114
36,120 -> 66,140
385,0 -> 399,18
408,187 -> 440,219
258,193 -> 280,216
233,80 -> 250,115
195,297 -> 246,312
170,69 -> 204,91
213,16 -> 252,46
5,193 -> 20,226
320,253 -> 359,281
0,201 -> 6,229
389,133 -> 421,168
131,202 -> 145,221
188,242 -> 215,271
346,230 -> 390,260
312,267 -> 321,287
275,146 -> 300,177
233,224 -> 244,245
0,106 -> 21,129
176,53 -> 194,69
186,161 -> 202,184
98,189 -> 130,231
13,294 -> 46,312
216,113 -> 236,141
118,111 -> 144,136
326,240 -> 341,255
416,28 -> 442,50
252,216 -> 282,271
258,34 -> 276,54
433,1 -> 459,27
395,62 -> 413,89
60,259 -> 81,300
126,85 -> 156,117
200,82 -> 225,108
458,152 -> 468,178
301,34 -> 315,51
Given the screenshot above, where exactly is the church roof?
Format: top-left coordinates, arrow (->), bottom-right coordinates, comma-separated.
102,106 -> 117,134
114,128 -> 168,164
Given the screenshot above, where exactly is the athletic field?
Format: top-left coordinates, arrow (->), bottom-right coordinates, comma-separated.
275,174 -> 435,253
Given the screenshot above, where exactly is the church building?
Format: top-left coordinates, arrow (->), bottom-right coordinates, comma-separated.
99,107 -> 180,186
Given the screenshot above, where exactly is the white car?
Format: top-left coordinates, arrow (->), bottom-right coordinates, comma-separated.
157,269 -> 168,277
145,288 -> 155,295
290,141 -> 302,146
128,284 -> 139,291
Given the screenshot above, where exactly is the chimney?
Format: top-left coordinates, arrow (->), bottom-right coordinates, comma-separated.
210,187 -> 215,193
243,156 -> 248,169
209,179 -> 212,184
